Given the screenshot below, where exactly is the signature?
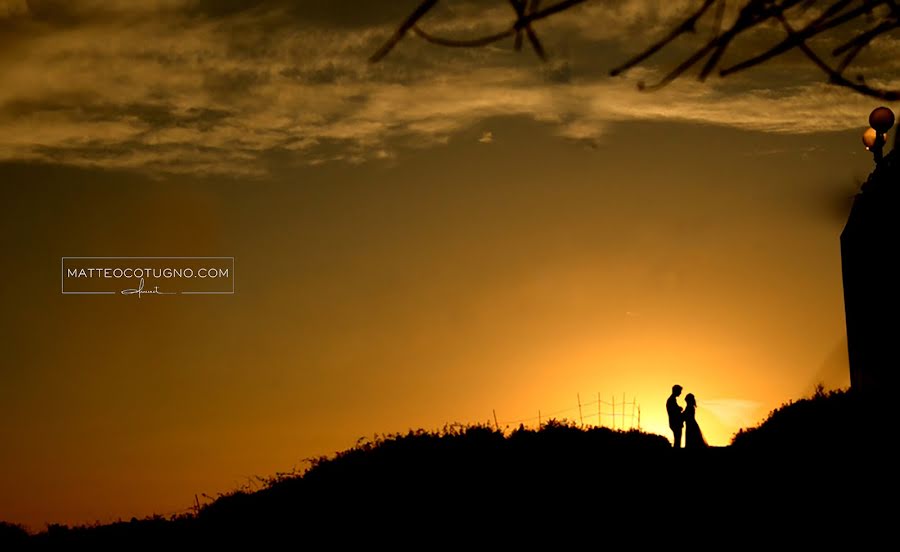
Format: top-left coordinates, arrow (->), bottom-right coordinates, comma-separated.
121,277 -> 176,298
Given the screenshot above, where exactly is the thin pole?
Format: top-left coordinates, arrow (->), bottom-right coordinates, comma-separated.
577,393 -> 584,427
612,395 -> 615,430
493,409 -> 499,430
631,397 -> 636,430
538,410 -> 542,429
598,392 -> 602,427
622,392 -> 626,429
638,405 -> 641,430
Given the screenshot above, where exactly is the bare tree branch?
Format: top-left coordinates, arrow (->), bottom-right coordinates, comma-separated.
833,17 -> 900,57
369,0 -> 440,63
719,0 -> 878,76
609,0 -> 718,78
371,0 -> 586,62
411,26 -> 516,48
372,0 -> 900,100
774,9 -> 900,99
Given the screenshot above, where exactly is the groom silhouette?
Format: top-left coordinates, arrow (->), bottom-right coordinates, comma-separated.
666,385 -> 684,448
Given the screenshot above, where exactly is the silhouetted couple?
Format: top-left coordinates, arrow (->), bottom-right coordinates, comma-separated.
666,384 -> 707,449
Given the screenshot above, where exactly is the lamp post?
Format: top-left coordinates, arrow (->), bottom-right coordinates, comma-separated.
862,106 -> 894,163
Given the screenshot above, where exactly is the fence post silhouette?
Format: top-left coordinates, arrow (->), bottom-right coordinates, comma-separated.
598,392 -> 602,427
577,393 -> 584,427
493,394 -> 640,430
611,395 -> 615,430
631,398 -> 636,430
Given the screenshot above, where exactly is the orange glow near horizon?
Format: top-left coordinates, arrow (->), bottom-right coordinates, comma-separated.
1,120 -> 857,529
0,4 -> 867,529
488,328 -> 783,446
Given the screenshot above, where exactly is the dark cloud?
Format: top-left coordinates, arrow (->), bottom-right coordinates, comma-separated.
182,0 -> 423,28
15,0 -> 106,26
280,62 -> 352,84
2,96 -> 233,128
203,68 -> 271,101
0,0 -> 895,176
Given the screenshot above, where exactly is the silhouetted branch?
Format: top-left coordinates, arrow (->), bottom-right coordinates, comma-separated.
619,0 -> 900,99
833,18 -> 900,57
710,0 -> 728,40
833,18 -> 899,72
517,0 -> 547,60
774,10 -> 900,99
718,0 -> 878,76
372,0 -> 900,99
371,0 -> 585,62
369,0 -> 440,62
412,26 -> 516,47
609,0 -> 718,79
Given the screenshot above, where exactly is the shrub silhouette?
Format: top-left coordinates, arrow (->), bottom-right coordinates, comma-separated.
0,522 -> 28,548
730,385 -> 884,450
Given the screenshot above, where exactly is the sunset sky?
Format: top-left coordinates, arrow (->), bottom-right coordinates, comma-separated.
1,0 -> 892,530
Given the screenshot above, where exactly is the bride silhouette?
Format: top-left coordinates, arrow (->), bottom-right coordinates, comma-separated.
683,393 -> 708,448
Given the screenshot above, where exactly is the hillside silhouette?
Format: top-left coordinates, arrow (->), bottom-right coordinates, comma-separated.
731,385 -> 879,450
7,392 -> 896,546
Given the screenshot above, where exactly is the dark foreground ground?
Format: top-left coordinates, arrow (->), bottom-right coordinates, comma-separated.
3,389 -> 896,547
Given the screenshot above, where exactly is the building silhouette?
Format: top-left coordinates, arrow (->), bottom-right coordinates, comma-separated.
841,146 -> 900,395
